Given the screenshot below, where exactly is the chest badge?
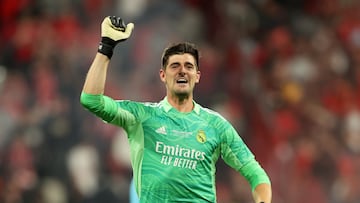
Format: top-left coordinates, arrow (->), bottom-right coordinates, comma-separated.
196,130 -> 207,143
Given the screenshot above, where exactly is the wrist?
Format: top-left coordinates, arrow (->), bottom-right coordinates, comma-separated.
98,37 -> 116,59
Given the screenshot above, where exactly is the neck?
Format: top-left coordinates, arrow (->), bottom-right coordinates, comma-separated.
167,93 -> 194,112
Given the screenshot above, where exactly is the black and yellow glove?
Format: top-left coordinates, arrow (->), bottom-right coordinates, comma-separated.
98,16 -> 134,59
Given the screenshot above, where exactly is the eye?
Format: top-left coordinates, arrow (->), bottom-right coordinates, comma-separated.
186,65 -> 194,69
169,63 -> 180,69
185,62 -> 195,70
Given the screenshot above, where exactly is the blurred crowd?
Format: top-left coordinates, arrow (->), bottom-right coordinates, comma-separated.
1,0 -> 360,202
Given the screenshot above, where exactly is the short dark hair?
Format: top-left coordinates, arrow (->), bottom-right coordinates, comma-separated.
161,42 -> 200,70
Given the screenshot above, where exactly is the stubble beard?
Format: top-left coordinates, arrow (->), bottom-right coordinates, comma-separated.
172,87 -> 192,101
168,81 -> 193,101
175,92 -> 189,101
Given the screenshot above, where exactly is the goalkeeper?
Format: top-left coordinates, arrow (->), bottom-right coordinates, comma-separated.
80,16 -> 272,203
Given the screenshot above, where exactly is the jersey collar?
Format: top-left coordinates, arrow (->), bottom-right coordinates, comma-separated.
161,97 -> 200,115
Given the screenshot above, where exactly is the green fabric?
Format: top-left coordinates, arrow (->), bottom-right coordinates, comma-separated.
239,159 -> 271,191
80,92 -> 270,202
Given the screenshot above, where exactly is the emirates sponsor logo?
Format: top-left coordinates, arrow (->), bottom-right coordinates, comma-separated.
155,141 -> 205,170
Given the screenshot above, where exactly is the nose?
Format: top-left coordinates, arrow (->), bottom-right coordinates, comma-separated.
178,68 -> 186,76
178,65 -> 186,75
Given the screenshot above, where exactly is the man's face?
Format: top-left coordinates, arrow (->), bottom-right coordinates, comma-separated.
160,53 -> 200,97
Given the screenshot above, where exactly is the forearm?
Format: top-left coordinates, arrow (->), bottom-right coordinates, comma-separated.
82,53 -> 110,94
252,183 -> 272,203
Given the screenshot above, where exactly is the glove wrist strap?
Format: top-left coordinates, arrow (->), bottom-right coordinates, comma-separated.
98,37 -> 117,59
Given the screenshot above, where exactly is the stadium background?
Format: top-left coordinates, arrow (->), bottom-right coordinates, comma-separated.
1,0 -> 360,202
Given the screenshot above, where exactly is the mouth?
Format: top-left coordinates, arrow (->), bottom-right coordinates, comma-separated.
176,78 -> 188,84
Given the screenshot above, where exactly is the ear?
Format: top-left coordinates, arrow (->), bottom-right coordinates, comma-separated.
159,68 -> 166,83
195,70 -> 201,83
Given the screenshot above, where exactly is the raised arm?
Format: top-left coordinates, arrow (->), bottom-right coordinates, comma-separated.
82,16 -> 134,95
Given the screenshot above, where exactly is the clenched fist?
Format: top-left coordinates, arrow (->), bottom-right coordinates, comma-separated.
98,16 -> 134,59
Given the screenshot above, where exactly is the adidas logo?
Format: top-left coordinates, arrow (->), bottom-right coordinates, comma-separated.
156,126 -> 167,135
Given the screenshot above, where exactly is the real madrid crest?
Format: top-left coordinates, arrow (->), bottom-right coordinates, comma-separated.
196,130 -> 206,143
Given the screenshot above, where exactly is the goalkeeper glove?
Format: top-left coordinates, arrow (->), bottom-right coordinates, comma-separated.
98,16 -> 134,59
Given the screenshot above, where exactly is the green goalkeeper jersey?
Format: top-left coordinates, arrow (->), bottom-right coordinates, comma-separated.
80,93 -> 270,203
